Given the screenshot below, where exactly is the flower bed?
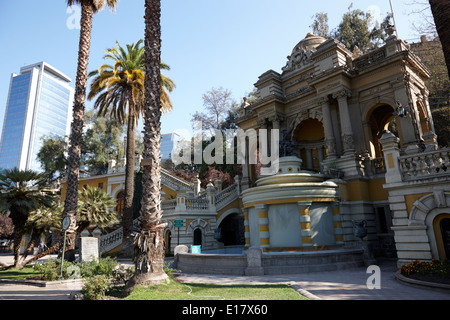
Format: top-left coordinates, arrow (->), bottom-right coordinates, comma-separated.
400,260 -> 450,285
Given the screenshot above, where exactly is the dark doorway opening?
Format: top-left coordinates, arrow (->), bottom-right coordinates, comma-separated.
193,228 -> 202,246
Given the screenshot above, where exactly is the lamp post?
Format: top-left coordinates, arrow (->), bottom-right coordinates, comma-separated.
59,216 -> 71,279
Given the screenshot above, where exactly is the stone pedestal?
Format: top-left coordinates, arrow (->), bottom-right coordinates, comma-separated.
80,237 -> 99,262
245,247 -> 264,276
174,245 -> 189,268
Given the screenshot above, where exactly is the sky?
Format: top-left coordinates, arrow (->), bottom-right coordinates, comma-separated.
0,0 -> 432,139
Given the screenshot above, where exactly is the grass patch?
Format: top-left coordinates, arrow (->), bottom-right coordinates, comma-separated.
0,265 -> 41,280
122,280 -> 308,300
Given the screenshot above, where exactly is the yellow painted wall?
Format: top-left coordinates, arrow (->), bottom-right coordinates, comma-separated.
345,179 -> 389,202
60,177 -> 108,202
162,185 -> 177,200
404,193 -> 429,216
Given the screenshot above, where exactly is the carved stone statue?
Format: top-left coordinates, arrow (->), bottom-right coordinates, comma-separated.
279,115 -> 299,157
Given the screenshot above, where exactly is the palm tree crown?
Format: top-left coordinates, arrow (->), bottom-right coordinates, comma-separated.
88,40 -> 175,118
77,186 -> 117,233
0,168 -> 57,267
66,0 -> 117,13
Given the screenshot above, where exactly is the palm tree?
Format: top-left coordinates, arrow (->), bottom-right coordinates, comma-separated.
63,0 -> 117,261
87,40 -> 174,255
77,186 -> 118,234
0,169 -> 57,268
429,0 -> 450,77
19,204 -> 63,265
124,0 -> 167,293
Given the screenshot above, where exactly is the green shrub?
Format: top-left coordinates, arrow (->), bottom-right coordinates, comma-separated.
79,257 -> 119,278
33,259 -> 78,281
82,275 -> 111,300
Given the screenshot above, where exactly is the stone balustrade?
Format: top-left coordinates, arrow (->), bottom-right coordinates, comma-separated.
399,148 -> 450,180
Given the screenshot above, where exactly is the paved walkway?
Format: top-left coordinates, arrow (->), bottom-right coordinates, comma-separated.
1,254 -> 450,300
177,259 -> 450,300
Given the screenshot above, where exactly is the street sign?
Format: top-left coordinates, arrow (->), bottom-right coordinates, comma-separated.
62,217 -> 71,230
174,220 -> 185,228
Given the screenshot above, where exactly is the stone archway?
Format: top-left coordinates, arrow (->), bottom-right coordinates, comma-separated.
365,103 -> 396,159
292,118 -> 325,172
187,219 -> 209,248
409,190 -> 450,260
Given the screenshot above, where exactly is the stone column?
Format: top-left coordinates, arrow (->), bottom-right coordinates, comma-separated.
379,132 -> 402,184
319,97 -> 337,158
332,203 -> 344,245
298,201 -> 312,247
317,146 -> 324,172
305,147 -> 313,170
176,190 -> 187,212
333,89 -> 355,156
255,204 -> 270,248
243,208 -> 250,248
241,140 -> 251,191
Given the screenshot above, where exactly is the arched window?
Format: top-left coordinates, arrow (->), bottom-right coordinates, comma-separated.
115,191 -> 125,216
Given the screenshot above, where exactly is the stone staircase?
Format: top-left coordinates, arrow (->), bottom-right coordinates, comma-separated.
98,172 -> 240,254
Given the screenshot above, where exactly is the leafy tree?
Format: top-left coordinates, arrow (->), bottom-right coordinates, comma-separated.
0,169 -> 57,268
63,0 -> 118,262
310,12 -> 330,38
192,87 -> 237,135
432,107 -> 450,147
82,110 -> 125,175
332,4 -> 391,52
428,0 -> 450,77
37,135 -> 68,184
0,214 -> 14,239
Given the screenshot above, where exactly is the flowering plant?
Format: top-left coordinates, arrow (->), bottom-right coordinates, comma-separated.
400,259 -> 450,278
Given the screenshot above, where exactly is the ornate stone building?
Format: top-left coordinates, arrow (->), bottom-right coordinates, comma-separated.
60,33 -> 450,269
236,33 -> 450,265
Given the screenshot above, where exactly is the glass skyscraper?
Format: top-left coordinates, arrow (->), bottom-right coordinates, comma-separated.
161,132 -> 180,161
0,62 -> 73,171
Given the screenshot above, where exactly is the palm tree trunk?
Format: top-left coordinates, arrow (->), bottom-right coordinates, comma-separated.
429,0 -> 450,77
63,2 -> 95,261
120,114 -> 136,256
125,0 -> 168,293
18,228 -> 43,266
12,221 -> 25,268
22,242 -> 61,267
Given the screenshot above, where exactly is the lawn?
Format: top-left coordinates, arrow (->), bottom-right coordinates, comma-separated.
0,265 -> 40,280
0,263 -> 308,300
121,280 -> 308,300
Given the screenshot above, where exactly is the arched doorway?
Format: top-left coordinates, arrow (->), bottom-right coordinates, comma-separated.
217,213 -> 245,246
193,229 -> 202,246
115,190 -> 125,220
165,230 -> 172,253
366,104 -> 397,159
440,217 -> 450,260
293,118 -> 325,172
